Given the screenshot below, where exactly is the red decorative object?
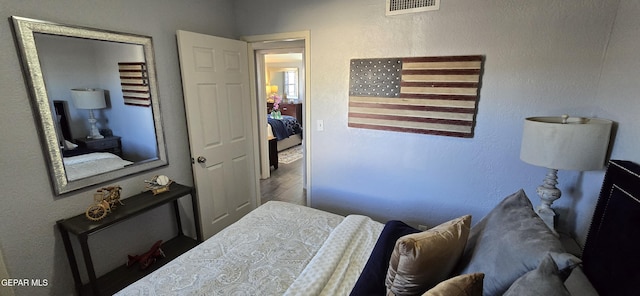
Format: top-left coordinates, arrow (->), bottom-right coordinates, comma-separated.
127,240 -> 166,270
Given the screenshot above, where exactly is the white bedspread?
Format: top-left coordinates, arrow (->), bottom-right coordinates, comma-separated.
63,152 -> 133,181
284,215 -> 383,296
116,201 -> 381,296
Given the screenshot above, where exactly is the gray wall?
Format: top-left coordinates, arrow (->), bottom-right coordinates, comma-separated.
0,0 -> 235,295
233,0 -> 638,246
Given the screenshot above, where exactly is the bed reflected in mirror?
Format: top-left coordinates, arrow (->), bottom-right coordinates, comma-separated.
12,16 -> 168,195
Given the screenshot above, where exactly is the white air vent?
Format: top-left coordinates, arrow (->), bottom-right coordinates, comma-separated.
386,0 -> 440,16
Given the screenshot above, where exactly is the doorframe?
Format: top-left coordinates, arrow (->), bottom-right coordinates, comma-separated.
242,31 -> 311,206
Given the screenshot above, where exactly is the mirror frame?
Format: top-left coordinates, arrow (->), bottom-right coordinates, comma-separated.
11,16 -> 168,195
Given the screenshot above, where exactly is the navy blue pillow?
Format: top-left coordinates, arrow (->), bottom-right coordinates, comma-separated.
350,220 -> 420,296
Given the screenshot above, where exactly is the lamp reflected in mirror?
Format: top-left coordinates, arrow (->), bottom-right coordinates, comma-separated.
71,88 -> 106,139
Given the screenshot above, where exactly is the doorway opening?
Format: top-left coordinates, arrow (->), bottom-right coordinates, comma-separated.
245,32 -> 310,206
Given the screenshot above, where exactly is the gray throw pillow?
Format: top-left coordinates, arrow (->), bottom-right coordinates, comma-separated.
454,189 -> 581,296
503,253 -> 570,296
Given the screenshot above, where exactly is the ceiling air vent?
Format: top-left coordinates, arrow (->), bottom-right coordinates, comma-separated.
386,0 -> 440,16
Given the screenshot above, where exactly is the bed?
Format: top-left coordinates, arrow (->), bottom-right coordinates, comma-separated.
63,152 -> 133,181
53,101 -> 134,181
267,115 -> 303,152
116,201 -> 381,295
116,160 -> 638,296
581,160 -> 640,295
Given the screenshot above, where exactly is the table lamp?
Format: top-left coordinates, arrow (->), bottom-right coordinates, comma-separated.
520,115 -> 612,232
71,88 -> 107,139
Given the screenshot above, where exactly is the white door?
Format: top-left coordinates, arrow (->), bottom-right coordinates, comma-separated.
177,30 -> 257,239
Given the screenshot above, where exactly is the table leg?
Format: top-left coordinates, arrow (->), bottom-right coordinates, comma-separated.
58,223 -> 83,294
269,138 -> 278,169
172,200 -> 184,236
190,188 -> 203,242
79,234 -> 99,295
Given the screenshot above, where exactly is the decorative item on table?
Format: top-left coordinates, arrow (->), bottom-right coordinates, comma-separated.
520,114 -> 612,234
85,186 -> 123,221
126,240 -> 166,270
269,87 -> 283,120
145,175 -> 173,195
99,128 -> 113,137
71,88 -> 107,139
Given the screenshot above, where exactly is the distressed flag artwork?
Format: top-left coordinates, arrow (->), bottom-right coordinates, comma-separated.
119,62 -> 152,107
348,55 -> 483,138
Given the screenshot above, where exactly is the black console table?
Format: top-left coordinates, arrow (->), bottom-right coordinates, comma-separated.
57,183 -> 202,296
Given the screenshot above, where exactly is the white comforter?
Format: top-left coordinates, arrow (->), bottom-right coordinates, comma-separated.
63,152 -> 133,181
116,201 -> 383,296
284,215 -> 382,295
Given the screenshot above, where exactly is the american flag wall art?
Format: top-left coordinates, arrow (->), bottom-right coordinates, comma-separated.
119,62 -> 152,107
348,55 -> 484,138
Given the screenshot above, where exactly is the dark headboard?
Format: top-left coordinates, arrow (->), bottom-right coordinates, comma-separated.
53,100 -> 72,141
582,160 -> 640,296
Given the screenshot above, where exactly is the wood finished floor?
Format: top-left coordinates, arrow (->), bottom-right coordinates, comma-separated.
260,156 -> 306,206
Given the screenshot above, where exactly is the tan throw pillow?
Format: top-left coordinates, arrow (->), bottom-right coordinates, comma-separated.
386,215 -> 472,295
422,273 -> 484,296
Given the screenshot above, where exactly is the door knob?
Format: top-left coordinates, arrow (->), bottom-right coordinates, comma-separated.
197,156 -> 206,163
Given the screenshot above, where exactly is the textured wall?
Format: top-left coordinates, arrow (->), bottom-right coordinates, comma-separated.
596,0 -> 640,164
0,0 -> 235,295
233,0 -> 634,246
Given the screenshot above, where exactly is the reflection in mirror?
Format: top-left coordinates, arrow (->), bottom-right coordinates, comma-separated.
265,53 -> 303,104
268,68 -> 298,101
12,16 -> 168,195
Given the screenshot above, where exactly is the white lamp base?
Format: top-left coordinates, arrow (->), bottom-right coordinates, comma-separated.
87,110 -> 104,139
535,168 -> 561,236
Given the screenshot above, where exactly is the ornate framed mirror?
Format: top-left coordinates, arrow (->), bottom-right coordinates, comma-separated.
11,16 -> 168,195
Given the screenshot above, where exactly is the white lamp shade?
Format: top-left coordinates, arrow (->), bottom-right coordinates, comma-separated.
520,116 -> 613,171
71,88 -> 106,109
